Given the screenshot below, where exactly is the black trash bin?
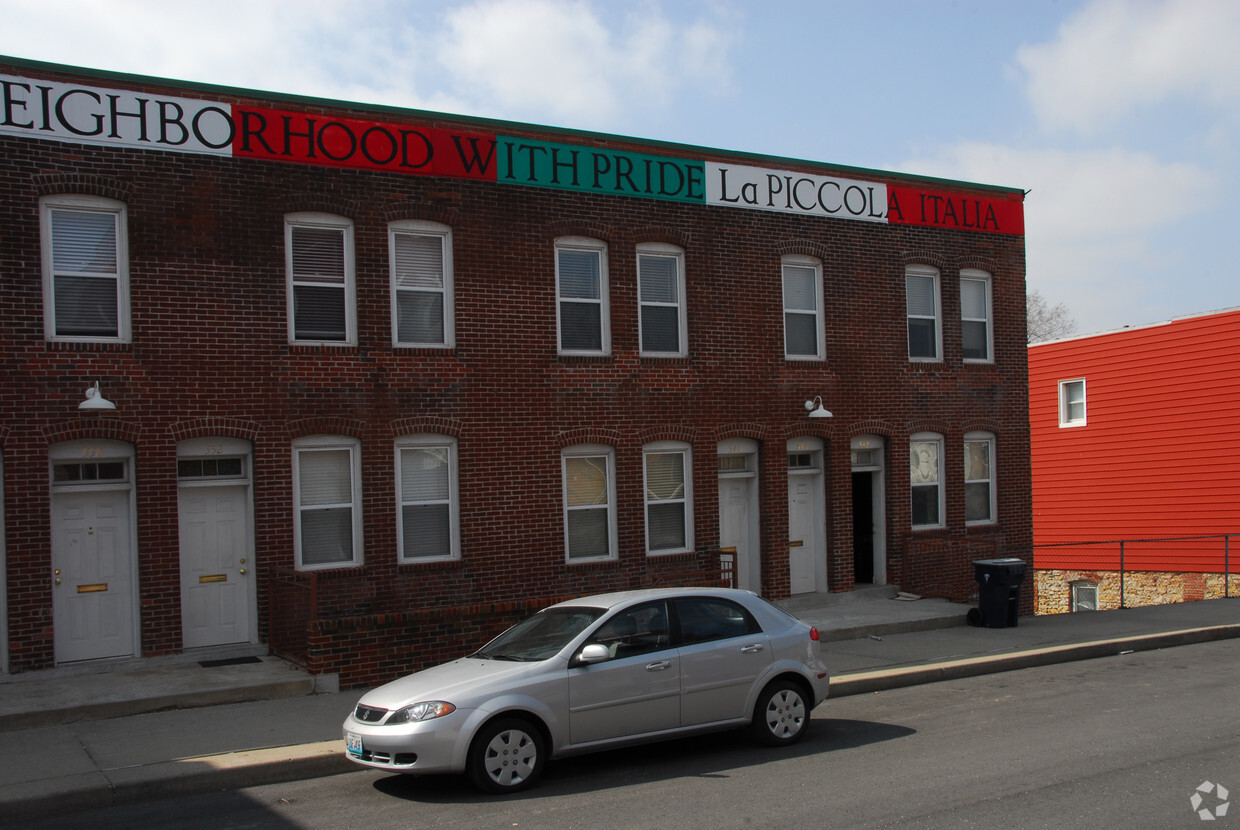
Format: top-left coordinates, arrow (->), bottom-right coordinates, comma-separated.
973,558 -> 1026,628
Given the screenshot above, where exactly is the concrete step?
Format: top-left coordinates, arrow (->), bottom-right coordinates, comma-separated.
0,653 -> 334,732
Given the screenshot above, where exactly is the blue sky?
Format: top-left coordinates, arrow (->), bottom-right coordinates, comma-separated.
3,0 -> 1236,336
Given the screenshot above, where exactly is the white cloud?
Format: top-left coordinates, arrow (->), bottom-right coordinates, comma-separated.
435,0 -> 736,127
899,142 -> 1217,332
0,0 -> 466,113
1018,0 -> 1240,136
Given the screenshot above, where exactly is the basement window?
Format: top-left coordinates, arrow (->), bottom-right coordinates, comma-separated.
1070,580 -> 1098,612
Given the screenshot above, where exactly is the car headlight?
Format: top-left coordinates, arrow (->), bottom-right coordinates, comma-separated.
385,701 -> 457,724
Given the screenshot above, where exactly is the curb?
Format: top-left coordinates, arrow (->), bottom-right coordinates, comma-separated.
828,623 -> 1240,697
0,741 -> 353,826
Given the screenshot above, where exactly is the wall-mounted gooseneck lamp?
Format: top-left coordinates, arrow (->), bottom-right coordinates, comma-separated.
804,396 -> 833,419
79,381 -> 117,411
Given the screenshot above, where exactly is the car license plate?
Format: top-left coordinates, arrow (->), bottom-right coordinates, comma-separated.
346,732 -> 363,756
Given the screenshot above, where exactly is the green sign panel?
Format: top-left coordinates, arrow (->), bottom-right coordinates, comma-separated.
498,135 -> 705,204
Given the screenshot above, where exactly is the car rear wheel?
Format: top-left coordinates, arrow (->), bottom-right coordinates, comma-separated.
467,717 -> 545,793
752,679 -> 809,746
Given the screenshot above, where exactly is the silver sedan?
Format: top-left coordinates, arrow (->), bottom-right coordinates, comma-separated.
342,587 -> 830,792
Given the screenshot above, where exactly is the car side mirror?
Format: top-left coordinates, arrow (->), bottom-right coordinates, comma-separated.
576,643 -> 610,665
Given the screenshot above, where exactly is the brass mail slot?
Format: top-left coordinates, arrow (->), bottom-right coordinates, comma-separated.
788,540 -> 804,548
719,546 -> 737,554
200,574 -> 228,584
77,583 -> 108,593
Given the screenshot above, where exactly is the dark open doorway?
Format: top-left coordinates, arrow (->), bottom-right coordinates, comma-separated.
852,471 -> 874,584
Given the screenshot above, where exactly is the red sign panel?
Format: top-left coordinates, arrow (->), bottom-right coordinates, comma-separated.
888,185 -> 1024,236
232,106 -> 499,180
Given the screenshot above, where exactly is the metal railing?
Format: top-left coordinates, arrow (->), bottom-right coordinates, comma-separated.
1034,533 -> 1237,608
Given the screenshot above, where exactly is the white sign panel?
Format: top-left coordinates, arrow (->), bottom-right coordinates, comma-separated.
706,162 -> 888,223
0,74 -> 234,155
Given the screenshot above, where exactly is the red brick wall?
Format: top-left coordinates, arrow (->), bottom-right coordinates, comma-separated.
1,62 -> 1031,676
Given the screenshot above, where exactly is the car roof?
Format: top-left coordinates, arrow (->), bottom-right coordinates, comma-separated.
548,586 -> 762,612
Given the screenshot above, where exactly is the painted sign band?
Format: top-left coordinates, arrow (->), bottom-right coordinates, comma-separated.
1,71 -> 1023,235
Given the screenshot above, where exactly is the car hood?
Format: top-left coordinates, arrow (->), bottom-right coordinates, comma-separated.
357,656 -> 558,711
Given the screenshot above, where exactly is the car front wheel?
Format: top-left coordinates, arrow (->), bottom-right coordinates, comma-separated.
752,679 -> 809,746
467,717 -> 546,793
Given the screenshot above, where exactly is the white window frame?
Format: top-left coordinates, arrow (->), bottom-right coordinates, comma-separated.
960,269 -> 993,363
1071,580 -> 1098,612
390,220 -> 454,348
782,255 -> 825,361
1059,378 -> 1087,427
286,213 -> 356,345
910,432 -> 945,530
906,265 -> 942,362
964,431 -> 997,526
637,243 -> 687,357
643,441 -> 694,555
395,435 -> 460,562
292,435 -> 363,570
562,444 -> 617,562
40,194 -> 130,343
555,237 -> 610,356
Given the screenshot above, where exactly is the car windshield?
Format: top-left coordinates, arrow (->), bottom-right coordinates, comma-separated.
471,607 -> 605,662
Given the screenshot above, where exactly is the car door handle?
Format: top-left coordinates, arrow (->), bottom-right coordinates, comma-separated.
740,643 -> 765,654
645,660 -> 672,671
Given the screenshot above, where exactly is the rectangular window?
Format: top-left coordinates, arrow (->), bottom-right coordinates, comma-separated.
964,435 -> 995,524
644,444 -> 692,554
397,437 -> 459,561
294,439 -> 361,568
41,196 -> 129,342
1059,379 -> 1087,427
556,238 -> 609,355
638,245 -> 686,356
960,271 -> 992,362
287,214 -> 355,344
391,222 -> 453,347
910,435 -> 944,528
563,446 -> 616,561
783,257 -> 823,359
906,266 -> 941,361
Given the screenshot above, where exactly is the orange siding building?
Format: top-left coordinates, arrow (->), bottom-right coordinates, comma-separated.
1029,309 -> 1240,609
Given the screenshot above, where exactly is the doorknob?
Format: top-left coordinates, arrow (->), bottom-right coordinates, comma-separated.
239,569 -> 247,576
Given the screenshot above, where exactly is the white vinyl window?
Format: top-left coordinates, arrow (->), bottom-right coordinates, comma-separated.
40,195 -> 129,342
391,221 -> 453,348
293,436 -> 362,569
556,237 -> 609,355
1059,379 -> 1087,427
964,432 -> 996,525
396,435 -> 459,561
644,442 -> 694,554
562,444 -> 617,561
286,213 -> 355,345
637,243 -> 687,356
782,256 -> 824,360
906,265 -> 941,361
960,270 -> 992,362
910,432 -> 945,529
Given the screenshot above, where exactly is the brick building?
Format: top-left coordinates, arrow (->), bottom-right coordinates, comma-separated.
1,57 -> 1030,684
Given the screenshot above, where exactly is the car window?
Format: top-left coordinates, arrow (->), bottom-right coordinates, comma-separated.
588,601 -> 671,659
473,607 -> 604,661
674,597 -> 761,645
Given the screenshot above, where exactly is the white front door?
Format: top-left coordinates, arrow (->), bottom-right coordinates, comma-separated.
719,479 -> 753,590
180,484 -> 252,649
52,489 -> 136,663
718,440 -> 760,592
788,477 -> 817,594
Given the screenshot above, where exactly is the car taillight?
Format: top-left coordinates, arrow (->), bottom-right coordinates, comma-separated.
810,626 -> 819,641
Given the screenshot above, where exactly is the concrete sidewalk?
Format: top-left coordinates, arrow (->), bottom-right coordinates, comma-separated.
1,594 -> 1237,824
